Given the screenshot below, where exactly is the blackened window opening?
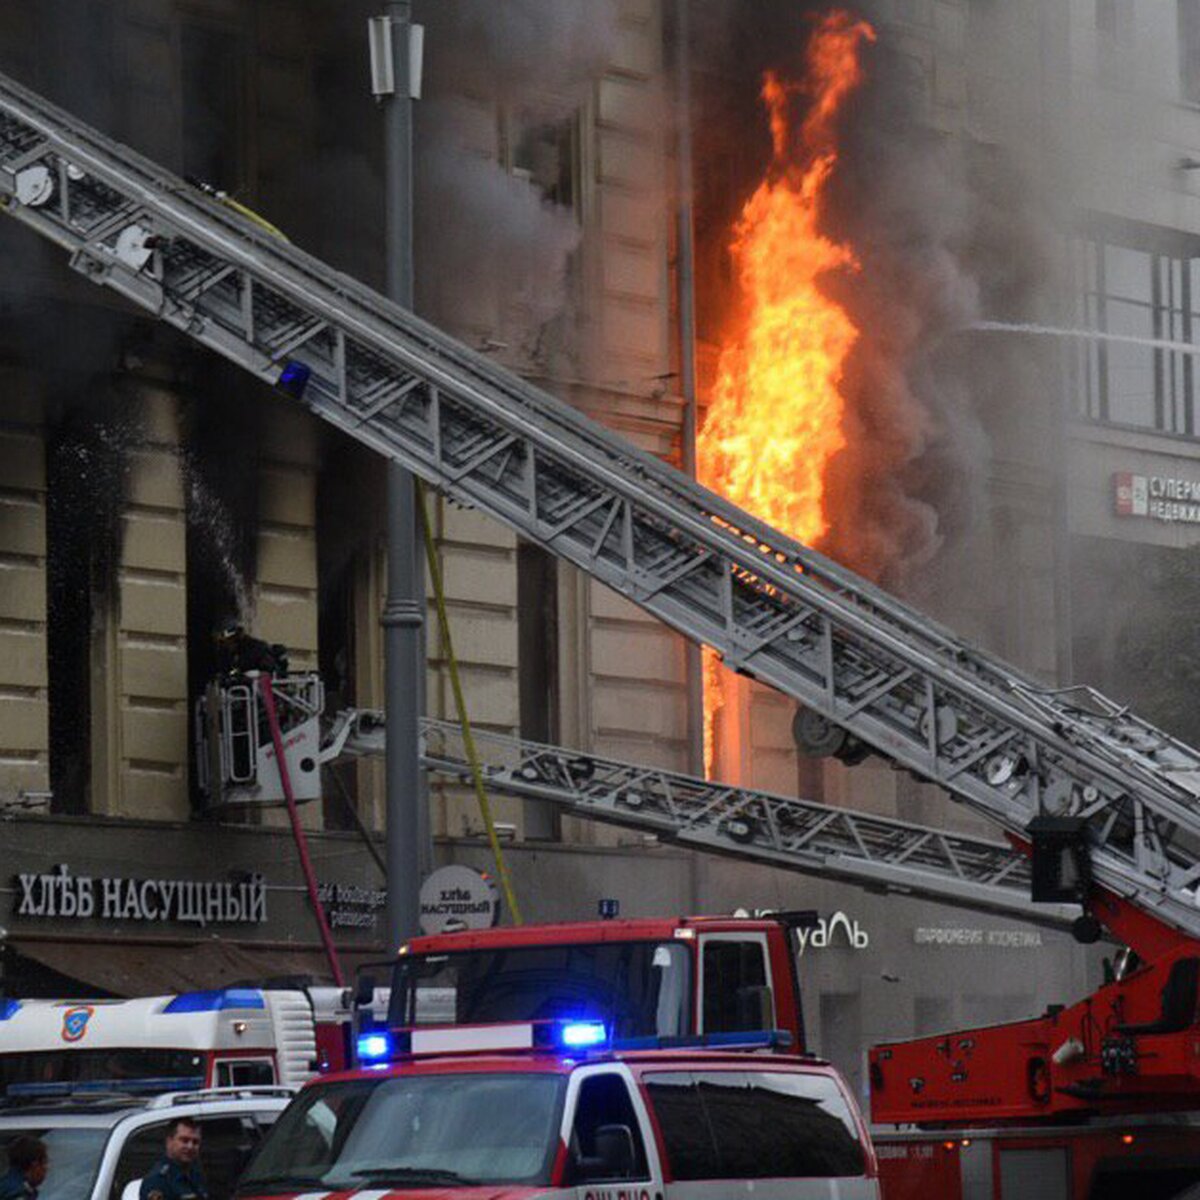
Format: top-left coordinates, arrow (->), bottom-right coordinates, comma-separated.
181,22 -> 246,192
517,541 -> 559,839
46,391 -> 131,814
317,437 -> 384,832
183,360 -> 260,814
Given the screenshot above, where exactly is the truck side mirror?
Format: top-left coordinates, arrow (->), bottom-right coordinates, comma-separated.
354,973 -> 377,1011
593,1124 -> 635,1179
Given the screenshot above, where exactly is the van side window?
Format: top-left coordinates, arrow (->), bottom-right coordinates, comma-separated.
566,1073 -> 649,1184
110,1121 -> 169,1200
643,1070 -> 866,1180
215,1059 -> 275,1087
640,1073 -> 717,1180
702,940 -> 770,1032
194,1117 -> 262,1200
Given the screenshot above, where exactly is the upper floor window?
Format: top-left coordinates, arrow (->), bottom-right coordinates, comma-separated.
500,108 -> 580,213
1075,237 -> 1197,435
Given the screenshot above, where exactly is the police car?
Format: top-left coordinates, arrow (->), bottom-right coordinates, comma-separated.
0,1087 -> 292,1200
234,1022 -> 880,1199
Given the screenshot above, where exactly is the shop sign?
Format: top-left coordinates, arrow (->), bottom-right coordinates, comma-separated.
795,911 -> 869,954
1114,471 -> 1200,524
913,926 -> 1042,948
318,881 -> 386,930
418,865 -> 499,935
12,863 -> 267,927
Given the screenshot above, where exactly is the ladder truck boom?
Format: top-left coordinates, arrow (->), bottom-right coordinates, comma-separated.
323,708 -> 1072,928
3,71 -> 1200,945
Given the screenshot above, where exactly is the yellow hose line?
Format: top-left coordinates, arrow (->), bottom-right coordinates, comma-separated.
418,482 -> 524,926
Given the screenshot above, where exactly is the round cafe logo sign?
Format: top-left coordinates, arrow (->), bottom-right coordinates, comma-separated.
418,865 -> 500,935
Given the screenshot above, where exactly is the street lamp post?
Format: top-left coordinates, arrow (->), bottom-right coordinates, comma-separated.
373,2 -> 427,948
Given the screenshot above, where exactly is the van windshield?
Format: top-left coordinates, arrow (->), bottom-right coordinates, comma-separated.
387,940 -> 692,1039
237,1074 -> 565,1193
0,1127 -> 109,1200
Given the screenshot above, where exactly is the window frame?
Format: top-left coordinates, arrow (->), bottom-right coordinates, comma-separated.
697,931 -> 776,1034
638,1066 -> 870,1182
559,1064 -> 661,1188
1074,234 -> 1199,437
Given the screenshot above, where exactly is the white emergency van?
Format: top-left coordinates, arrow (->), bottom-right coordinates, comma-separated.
0,988 -> 351,1096
235,1022 -> 880,1198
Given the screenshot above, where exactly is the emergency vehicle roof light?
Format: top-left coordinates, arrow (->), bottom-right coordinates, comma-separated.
613,1029 -> 795,1053
558,1021 -> 608,1050
524,1020 -> 609,1053
279,361 -> 311,400
0,999 -> 20,1020
356,1032 -> 393,1063
164,988 -> 265,1014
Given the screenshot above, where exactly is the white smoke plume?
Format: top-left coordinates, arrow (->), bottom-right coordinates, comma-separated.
414,0 -> 622,359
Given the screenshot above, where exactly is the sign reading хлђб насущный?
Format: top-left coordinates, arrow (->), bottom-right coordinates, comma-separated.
12,863 -> 267,926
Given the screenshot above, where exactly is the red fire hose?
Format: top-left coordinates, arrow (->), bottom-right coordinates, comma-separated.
258,673 -> 345,987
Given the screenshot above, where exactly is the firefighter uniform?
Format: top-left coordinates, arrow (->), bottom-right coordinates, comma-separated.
139,1158 -> 208,1200
0,1169 -> 36,1200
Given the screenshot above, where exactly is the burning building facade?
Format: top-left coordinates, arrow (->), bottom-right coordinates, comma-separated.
0,0 -> 1197,1097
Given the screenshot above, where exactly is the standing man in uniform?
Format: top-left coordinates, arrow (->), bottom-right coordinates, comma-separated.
140,1119 -> 208,1200
0,1137 -> 48,1200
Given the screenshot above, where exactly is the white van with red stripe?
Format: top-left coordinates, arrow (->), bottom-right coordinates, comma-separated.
234,1023 -> 879,1199
0,988 -> 354,1096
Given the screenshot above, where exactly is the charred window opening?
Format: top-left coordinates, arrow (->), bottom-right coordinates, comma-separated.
318,436 -> 384,831
182,358 -> 260,814
517,541 -> 559,840
181,21 -> 247,192
46,387 -> 135,815
503,111 -> 579,212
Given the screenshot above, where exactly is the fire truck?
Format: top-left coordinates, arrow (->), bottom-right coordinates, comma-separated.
0,987 -> 354,1096
352,911 -> 1200,1200
7,64 -> 1200,1199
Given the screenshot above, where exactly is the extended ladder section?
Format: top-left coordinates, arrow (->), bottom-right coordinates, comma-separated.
321,709 -> 1072,928
4,71 -> 1200,933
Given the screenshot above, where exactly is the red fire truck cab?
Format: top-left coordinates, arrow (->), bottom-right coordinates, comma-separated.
362,913 -> 808,1050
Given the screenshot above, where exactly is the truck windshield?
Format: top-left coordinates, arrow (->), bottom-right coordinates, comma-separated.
388,940 -> 692,1039
0,1127 -> 109,1200
237,1074 -> 565,1193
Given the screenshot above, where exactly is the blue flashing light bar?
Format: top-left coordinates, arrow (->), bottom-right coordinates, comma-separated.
278,361 -> 312,400
6,1077 -> 205,1098
0,999 -> 20,1021
356,1033 -> 393,1063
613,1029 -> 795,1053
164,988 -> 265,1014
558,1021 -> 608,1050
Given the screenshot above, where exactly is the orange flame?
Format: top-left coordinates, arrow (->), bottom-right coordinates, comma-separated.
697,12 -> 874,777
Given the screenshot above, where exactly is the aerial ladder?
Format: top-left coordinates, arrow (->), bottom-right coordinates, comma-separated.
193,673 -> 1070,928
5,70 -> 1200,1123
